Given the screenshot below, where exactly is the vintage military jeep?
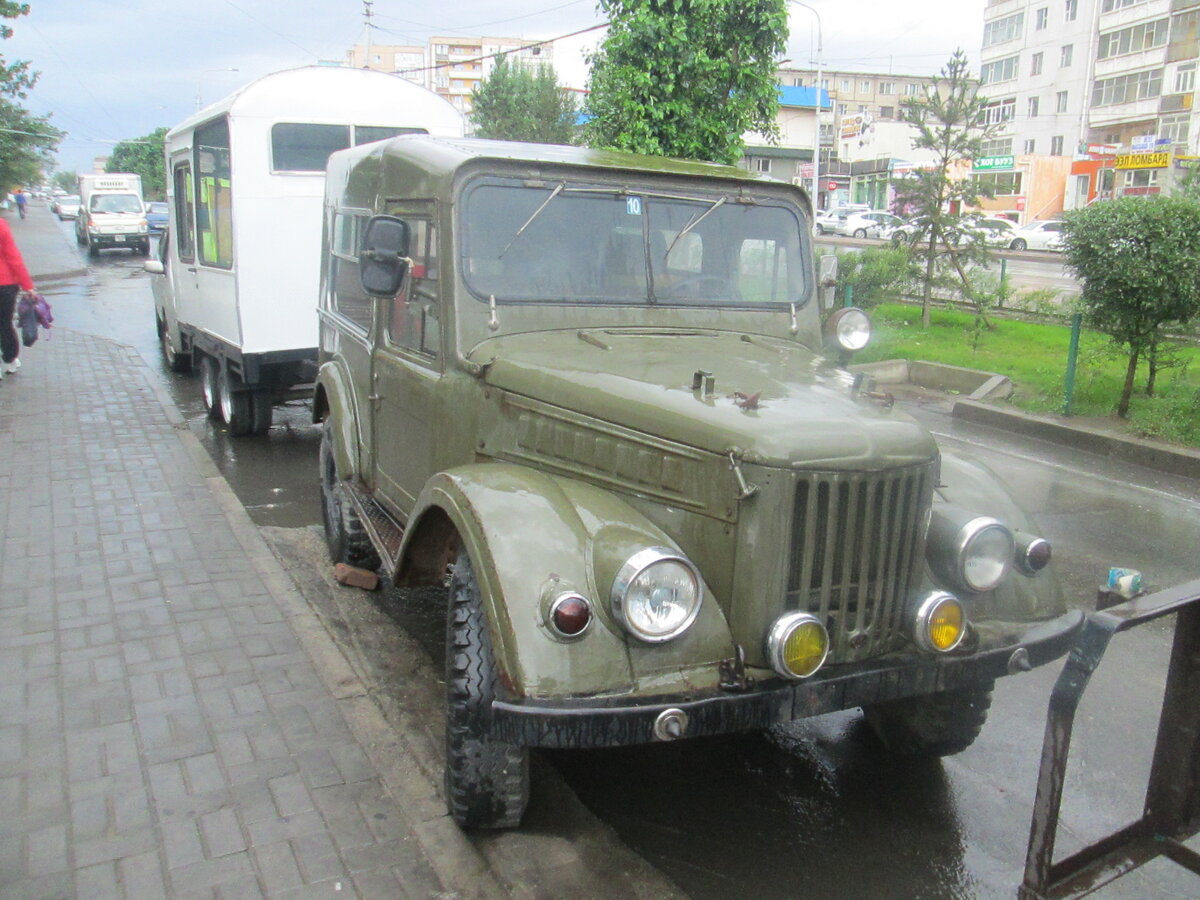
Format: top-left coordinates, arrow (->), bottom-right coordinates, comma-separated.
314,136 -> 1081,829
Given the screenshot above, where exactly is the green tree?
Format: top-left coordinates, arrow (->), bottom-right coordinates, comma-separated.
584,0 -> 786,164
0,2 -> 62,189
1061,195 -> 1200,418
892,50 -> 997,328
107,127 -> 168,198
50,170 -> 74,192
470,56 -> 577,144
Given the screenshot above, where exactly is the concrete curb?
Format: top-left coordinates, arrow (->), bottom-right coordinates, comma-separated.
953,398 -> 1200,481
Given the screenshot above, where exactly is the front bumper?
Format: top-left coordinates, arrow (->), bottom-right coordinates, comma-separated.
90,232 -> 148,246
491,609 -> 1083,748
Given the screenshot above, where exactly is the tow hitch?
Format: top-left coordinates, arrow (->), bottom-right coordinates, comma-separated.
1021,577 -> 1200,898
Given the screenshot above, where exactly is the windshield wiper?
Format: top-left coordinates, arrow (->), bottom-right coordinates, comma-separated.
499,182 -> 564,258
664,197 -> 726,259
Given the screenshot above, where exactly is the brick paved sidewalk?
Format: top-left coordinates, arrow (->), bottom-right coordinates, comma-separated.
0,331 -> 500,898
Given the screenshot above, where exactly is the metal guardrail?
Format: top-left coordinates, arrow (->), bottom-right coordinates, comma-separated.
1020,578 -> 1200,899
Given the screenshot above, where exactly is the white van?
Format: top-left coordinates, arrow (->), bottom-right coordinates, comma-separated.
147,65 -> 465,435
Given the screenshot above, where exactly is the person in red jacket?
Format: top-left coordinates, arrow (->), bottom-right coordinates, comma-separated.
0,215 -> 34,378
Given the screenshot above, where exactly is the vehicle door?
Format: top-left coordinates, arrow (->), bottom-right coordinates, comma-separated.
370,202 -> 443,518
168,156 -> 202,327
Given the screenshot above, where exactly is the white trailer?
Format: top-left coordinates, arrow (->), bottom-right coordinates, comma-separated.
147,65 -> 465,435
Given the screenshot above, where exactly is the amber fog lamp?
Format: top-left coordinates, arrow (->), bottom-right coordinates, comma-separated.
911,592 -> 966,653
1014,533 -> 1052,576
766,612 -> 830,680
548,592 -> 592,639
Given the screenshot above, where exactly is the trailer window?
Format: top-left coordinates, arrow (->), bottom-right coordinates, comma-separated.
195,118 -> 233,269
354,125 -> 427,145
271,123 -> 350,172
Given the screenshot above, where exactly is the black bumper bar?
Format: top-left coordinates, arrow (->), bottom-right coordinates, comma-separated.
492,610 -> 1084,749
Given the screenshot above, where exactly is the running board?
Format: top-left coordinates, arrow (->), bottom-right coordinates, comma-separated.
344,481 -> 404,575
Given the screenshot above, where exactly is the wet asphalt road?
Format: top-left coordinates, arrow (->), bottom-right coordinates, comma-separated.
42,219 -> 1200,898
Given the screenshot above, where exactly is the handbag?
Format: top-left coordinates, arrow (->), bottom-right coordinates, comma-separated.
17,291 -> 52,347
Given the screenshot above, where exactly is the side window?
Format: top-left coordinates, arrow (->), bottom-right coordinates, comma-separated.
195,117 -> 233,269
271,123 -> 350,173
386,218 -> 440,358
330,212 -> 372,331
173,164 -> 195,263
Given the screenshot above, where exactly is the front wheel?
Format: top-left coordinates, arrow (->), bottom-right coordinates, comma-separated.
157,315 -> 190,373
200,356 -> 221,419
319,419 -> 381,570
445,550 -> 530,829
862,682 -> 994,757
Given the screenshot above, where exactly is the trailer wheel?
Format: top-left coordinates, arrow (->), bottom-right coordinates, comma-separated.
218,366 -> 253,437
318,419 -> 380,570
200,356 -> 222,419
444,550 -> 529,829
249,390 -> 273,436
862,682 -> 994,757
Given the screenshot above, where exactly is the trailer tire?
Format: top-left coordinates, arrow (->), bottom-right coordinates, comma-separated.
249,390 -> 273,436
319,420 -> 380,571
218,366 -> 253,437
862,682 -> 994,757
200,356 -> 222,419
444,550 -> 529,829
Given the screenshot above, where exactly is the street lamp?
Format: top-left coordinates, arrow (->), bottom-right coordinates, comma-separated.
788,1 -> 824,210
196,68 -> 240,110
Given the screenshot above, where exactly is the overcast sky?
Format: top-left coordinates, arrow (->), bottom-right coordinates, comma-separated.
3,0 -> 986,175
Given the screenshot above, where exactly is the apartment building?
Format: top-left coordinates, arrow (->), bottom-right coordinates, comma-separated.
345,38 -> 553,113
981,0 -> 1200,202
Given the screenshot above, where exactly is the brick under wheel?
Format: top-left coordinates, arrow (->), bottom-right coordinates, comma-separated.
318,420 -> 381,571
444,550 -> 529,829
862,682 -> 994,757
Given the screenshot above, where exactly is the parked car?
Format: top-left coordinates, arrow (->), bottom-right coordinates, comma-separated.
315,135 -> 1074,830
813,204 -> 871,235
1008,219 -> 1065,252
841,210 -> 905,239
892,215 -> 1017,249
144,201 -> 169,233
54,194 -> 81,220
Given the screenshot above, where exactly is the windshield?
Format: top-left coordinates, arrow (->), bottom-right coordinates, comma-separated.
91,193 -> 143,214
461,180 -> 809,308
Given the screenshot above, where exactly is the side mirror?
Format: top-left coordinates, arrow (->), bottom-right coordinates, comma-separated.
817,253 -> 838,315
359,215 -> 412,296
144,260 -> 164,275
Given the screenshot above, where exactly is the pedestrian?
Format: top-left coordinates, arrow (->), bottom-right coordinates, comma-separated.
14,188 -> 27,219
0,214 -> 35,380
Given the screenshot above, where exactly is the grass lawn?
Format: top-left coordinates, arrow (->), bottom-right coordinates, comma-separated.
855,303 -> 1200,448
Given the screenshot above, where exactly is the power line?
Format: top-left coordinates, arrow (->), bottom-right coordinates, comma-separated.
395,20 -> 608,76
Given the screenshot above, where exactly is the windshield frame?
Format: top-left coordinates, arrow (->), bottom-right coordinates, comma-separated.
457,175 -> 813,312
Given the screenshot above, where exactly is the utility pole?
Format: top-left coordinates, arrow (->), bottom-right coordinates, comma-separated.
362,0 -> 374,69
789,1 -> 824,211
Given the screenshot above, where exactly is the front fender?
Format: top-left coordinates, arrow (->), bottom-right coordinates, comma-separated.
405,463 -> 736,700
928,448 -> 1066,622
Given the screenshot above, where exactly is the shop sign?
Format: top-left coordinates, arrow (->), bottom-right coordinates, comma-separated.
973,155 -> 1015,171
1131,135 -> 1157,152
1175,156 -> 1200,170
1115,152 -> 1171,170
1085,143 -> 1117,156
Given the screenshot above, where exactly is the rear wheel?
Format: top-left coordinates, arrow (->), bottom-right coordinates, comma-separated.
218,366 -> 253,436
853,228 -> 868,238
444,550 -> 530,829
200,356 -> 221,419
318,419 -> 381,570
1010,238 -> 1027,251
863,682 -> 994,757
249,390 -> 273,436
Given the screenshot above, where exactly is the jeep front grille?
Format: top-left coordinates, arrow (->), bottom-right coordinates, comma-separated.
785,463 -> 934,661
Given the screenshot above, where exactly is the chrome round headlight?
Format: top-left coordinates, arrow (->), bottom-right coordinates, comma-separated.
910,591 -> 966,653
958,517 -> 1015,592
824,306 -> 871,352
611,548 -> 702,643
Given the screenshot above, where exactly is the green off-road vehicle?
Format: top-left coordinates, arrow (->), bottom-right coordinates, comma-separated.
314,136 -> 1081,829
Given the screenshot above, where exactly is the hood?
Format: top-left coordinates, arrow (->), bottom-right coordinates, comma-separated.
473,329 -> 936,469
